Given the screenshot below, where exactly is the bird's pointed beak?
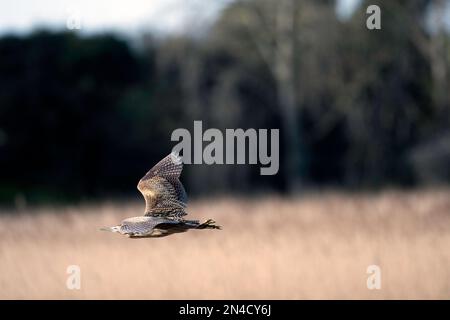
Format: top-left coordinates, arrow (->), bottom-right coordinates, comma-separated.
99,226 -> 120,232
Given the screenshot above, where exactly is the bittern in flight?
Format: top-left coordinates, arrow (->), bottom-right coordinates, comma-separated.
100,151 -> 220,238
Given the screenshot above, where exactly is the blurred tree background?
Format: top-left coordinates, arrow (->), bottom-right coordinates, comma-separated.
0,0 -> 449,205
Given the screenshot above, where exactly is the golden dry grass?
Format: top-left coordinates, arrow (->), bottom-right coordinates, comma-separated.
0,189 -> 449,299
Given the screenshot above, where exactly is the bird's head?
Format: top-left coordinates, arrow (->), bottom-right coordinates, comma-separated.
99,225 -> 121,233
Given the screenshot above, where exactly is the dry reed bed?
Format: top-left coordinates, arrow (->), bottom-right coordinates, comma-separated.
0,189 -> 449,299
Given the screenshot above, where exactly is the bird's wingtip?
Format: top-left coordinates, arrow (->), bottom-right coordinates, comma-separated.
170,150 -> 183,165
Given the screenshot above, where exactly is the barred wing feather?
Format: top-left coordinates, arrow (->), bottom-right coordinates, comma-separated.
137,152 -> 188,218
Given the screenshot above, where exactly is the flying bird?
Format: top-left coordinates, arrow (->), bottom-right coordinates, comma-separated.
100,151 -> 220,238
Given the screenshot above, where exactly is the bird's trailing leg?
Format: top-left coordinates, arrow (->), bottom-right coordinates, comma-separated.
197,219 -> 221,230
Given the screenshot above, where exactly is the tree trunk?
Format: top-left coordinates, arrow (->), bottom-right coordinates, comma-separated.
274,0 -> 303,192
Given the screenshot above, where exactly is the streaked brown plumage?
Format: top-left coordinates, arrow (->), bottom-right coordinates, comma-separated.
138,152 -> 187,218
100,151 -> 220,238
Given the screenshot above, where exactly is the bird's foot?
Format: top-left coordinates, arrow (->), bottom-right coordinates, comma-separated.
198,219 -> 221,230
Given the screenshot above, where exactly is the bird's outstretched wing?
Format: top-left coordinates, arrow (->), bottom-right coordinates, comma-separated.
137,152 -> 188,218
